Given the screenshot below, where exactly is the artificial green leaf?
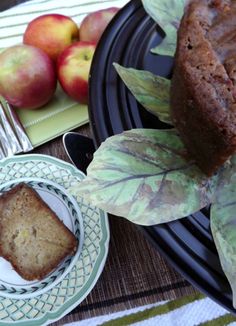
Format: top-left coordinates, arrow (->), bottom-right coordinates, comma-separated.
114,63 -> 172,125
151,36 -> 178,57
72,129 -> 217,226
210,155 -> 236,308
142,0 -> 186,57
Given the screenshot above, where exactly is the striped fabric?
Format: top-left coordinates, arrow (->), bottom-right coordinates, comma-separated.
65,294 -> 236,326
0,0 -> 129,48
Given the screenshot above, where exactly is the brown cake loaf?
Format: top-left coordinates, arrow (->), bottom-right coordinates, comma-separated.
170,0 -> 236,176
0,183 -> 78,281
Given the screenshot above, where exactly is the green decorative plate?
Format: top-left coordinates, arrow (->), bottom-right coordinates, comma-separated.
0,154 -> 110,325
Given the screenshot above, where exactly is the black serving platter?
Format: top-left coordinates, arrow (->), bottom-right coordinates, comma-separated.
88,0 -> 235,314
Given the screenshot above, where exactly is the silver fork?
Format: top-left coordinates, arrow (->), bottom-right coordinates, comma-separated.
0,97 -> 33,157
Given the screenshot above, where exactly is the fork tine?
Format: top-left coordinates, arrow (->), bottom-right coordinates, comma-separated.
3,99 -> 33,152
0,146 -> 5,160
0,101 -> 22,155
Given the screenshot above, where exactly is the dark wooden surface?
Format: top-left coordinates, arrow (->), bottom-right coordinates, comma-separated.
1,0 -> 30,11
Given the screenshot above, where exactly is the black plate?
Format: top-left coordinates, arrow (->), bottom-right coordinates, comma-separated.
89,0 -> 235,314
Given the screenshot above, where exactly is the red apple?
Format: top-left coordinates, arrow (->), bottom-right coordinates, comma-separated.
57,41 -> 96,104
79,7 -> 119,44
23,14 -> 79,61
0,45 -> 57,109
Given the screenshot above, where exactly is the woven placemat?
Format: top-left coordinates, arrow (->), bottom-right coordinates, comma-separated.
52,217 -> 198,325
31,125 -> 199,325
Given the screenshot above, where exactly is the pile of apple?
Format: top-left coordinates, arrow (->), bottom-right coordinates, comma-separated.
0,7 -> 119,110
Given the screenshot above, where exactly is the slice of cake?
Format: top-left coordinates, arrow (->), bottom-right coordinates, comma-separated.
0,183 -> 78,281
170,0 -> 236,176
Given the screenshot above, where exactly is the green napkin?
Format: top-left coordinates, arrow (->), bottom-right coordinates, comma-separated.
16,85 -> 88,147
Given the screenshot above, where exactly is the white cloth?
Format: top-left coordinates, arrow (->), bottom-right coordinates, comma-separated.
65,296 -> 235,326
0,0 -> 129,48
